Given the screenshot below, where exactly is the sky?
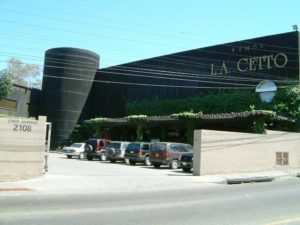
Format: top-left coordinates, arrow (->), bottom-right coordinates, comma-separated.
0,0 -> 299,76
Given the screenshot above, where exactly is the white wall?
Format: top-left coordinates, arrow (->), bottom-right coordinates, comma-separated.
0,116 -> 47,181
193,129 -> 300,175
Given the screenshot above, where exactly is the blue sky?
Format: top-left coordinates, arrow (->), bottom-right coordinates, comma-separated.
0,0 -> 299,73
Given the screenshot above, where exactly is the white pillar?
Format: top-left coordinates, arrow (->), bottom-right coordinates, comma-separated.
193,129 -> 202,176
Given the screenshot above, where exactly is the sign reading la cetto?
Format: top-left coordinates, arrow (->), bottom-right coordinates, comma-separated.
211,52 -> 288,76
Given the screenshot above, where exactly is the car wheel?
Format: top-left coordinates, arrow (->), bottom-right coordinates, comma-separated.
129,160 -> 136,165
79,153 -> 84,160
183,167 -> 191,172
87,155 -> 94,161
67,155 -> 72,159
170,160 -> 179,169
144,156 -> 151,166
153,163 -> 161,168
106,149 -> 115,160
100,152 -> 106,161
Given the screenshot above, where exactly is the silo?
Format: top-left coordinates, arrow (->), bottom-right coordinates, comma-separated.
41,47 -> 99,148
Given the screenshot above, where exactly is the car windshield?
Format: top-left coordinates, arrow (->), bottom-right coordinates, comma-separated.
170,144 -> 192,152
107,142 -> 121,149
70,143 -> 82,148
185,144 -> 193,152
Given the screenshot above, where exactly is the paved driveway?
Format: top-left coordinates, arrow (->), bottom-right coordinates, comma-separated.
1,153 -> 298,195
0,153 -> 220,194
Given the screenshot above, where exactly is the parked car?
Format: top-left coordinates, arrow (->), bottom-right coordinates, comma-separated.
149,142 -> 193,169
124,142 -> 152,166
84,139 -> 110,161
63,143 -> 86,159
179,152 -> 193,172
105,141 -> 130,163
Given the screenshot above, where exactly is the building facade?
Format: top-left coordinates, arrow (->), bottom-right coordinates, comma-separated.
2,31 -> 299,147
86,31 -> 299,118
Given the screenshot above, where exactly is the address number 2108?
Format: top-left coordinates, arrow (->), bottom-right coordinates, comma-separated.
13,124 -> 32,132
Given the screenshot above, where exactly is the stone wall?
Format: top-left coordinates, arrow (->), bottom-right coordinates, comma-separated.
193,130 -> 300,175
0,116 -> 47,181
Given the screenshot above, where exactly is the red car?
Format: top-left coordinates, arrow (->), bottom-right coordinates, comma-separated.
149,142 -> 193,169
85,139 -> 110,161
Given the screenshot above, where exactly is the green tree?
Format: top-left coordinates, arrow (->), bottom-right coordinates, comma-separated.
272,86 -> 300,119
0,70 -> 13,100
171,111 -> 202,145
126,115 -> 148,141
6,58 -> 41,88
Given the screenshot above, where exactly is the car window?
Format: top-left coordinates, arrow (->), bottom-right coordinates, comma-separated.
185,144 -> 193,152
107,142 -> 121,149
169,144 -> 179,152
169,144 -> 193,152
142,144 -> 149,150
177,145 -> 189,152
99,141 -> 104,147
126,143 -> 140,151
70,143 -> 82,148
152,143 -> 166,151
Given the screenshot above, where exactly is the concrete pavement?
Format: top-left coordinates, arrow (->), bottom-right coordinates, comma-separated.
0,153 -> 299,195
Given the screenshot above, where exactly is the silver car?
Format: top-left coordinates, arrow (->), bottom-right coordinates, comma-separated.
63,143 -> 86,159
105,141 -> 130,163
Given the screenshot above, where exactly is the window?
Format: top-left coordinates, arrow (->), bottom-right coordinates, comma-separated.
70,143 -> 83,148
108,142 -> 121,149
127,143 -> 140,151
170,144 -> 177,152
99,141 -> 104,147
169,144 -> 193,152
142,144 -> 149,150
0,99 -> 17,111
152,143 -> 166,151
276,152 -> 289,165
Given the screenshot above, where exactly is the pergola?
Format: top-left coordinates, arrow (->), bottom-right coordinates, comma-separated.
86,111 -> 295,144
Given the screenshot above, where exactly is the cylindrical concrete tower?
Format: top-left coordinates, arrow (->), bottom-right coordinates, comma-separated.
41,47 -> 99,148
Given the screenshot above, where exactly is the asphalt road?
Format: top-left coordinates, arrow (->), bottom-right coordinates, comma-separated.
1,178 -> 300,225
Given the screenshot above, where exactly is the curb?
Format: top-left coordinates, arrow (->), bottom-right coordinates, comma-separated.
0,187 -> 32,191
227,176 -> 274,185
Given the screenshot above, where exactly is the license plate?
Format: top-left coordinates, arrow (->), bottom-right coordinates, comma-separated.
130,151 -> 134,154
182,162 -> 187,166
155,153 -> 159,157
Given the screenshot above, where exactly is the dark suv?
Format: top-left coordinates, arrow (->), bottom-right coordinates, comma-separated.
149,142 -> 193,169
124,142 -> 152,166
85,139 -> 110,161
179,152 -> 193,172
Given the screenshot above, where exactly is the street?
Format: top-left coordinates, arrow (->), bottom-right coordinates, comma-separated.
1,179 -> 300,225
